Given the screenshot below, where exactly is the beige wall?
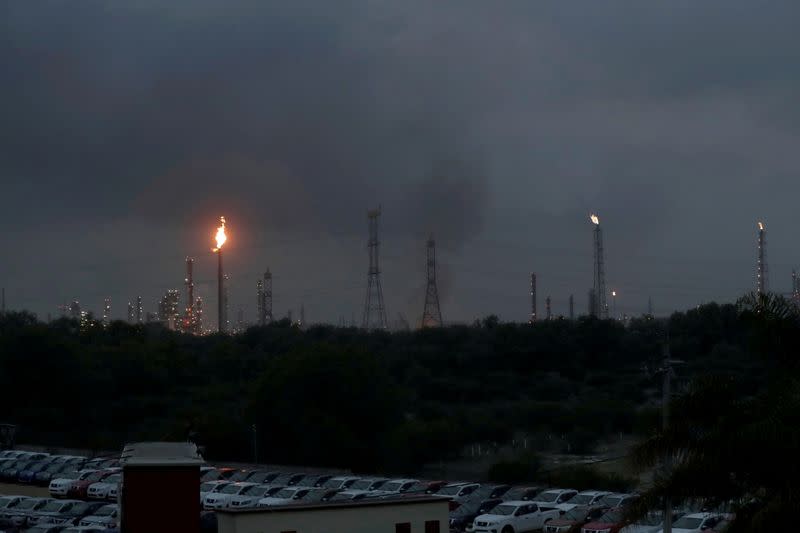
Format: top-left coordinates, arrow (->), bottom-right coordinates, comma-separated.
218,500 -> 448,533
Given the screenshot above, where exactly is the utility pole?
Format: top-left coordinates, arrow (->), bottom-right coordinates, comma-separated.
660,342 -> 683,533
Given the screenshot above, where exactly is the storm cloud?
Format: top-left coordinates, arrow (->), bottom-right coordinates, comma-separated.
2,1 -> 799,324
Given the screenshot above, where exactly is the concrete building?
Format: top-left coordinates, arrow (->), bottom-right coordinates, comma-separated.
216,496 -> 448,533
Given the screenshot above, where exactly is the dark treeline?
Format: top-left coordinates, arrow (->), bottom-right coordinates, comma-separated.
0,304 -> 764,475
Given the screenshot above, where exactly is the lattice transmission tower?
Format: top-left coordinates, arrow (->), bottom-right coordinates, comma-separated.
757,221 -> 768,294
362,208 -> 388,329
421,236 -> 443,328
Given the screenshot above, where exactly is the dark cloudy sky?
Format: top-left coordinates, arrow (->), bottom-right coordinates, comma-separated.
2,1 -> 799,326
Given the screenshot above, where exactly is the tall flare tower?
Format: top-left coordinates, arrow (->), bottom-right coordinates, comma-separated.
529,273 -> 537,323
590,214 -> 608,318
264,269 -> 273,324
362,208 -> 388,329
756,221 -> 768,295
421,236 -> 443,328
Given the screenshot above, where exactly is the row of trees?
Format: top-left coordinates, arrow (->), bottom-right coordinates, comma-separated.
0,299 -> 774,506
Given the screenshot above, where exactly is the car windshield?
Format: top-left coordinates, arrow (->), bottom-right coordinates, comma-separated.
221,484 -> 244,494
200,482 -> 215,492
599,510 -> 623,523
537,492 -> 559,502
17,499 -> 45,510
0,497 -> 16,508
247,472 -> 271,483
571,494 -> 596,505
478,501 -> 501,514
70,502 -> 90,514
382,482 -> 403,492
489,504 -> 518,516
230,471 -> 249,482
46,464 -> 64,472
41,501 -> 67,512
599,495 -> 625,507
241,485 -> 266,496
97,506 -> 116,516
350,480 -> 376,490
564,508 -> 589,521
674,517 -> 704,529
87,472 -> 106,482
323,479 -> 345,489
105,474 -> 121,483
274,489 -> 297,498
438,485 -> 464,496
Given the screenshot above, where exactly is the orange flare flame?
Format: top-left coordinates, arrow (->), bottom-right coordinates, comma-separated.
213,216 -> 227,251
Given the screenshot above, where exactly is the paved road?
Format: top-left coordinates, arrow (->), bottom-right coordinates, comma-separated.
0,483 -> 49,497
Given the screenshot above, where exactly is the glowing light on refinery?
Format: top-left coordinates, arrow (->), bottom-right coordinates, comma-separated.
213,216 -> 227,252
758,221 -> 764,231
590,214 -> 600,225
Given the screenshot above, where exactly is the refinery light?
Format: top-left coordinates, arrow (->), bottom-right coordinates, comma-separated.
590,214 -> 600,225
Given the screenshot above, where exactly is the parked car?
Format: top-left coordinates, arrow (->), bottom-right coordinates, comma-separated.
67,470 -> 119,500
227,484 -> 285,509
297,488 -> 341,504
471,501 -> 560,533
406,480 -> 448,494
0,495 -> 28,515
4,497 -> 52,528
50,470 -> 98,498
449,498 -> 502,532
199,480 -> 230,505
293,474 -> 333,488
34,463 -> 74,486
325,489 -> 370,502
87,473 -> 121,500
533,489 -> 578,510
17,461 -> 52,483
19,525 -> 69,533
200,467 -> 235,482
257,487 -> 315,507
566,491 -> 611,508
204,482 -> 259,510
437,483 -> 481,503
378,479 -> 419,494
38,501 -> 106,527
78,504 -> 118,529
27,500 -> 82,527
471,485 -> 510,501
321,476 -> 361,490
347,478 -> 388,492
597,493 -> 638,510
581,508 -> 630,533
544,506 -> 607,533
268,472 -> 306,487
0,460 -> 37,481
502,487 -> 545,501
655,513 -> 725,533
619,512 -> 679,533
243,471 -> 280,484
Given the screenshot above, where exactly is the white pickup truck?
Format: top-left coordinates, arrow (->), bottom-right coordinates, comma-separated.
471,500 -> 560,533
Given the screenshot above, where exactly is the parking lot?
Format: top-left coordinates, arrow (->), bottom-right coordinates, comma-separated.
0,448 -> 736,532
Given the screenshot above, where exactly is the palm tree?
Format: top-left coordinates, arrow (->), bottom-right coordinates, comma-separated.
630,292 -> 800,532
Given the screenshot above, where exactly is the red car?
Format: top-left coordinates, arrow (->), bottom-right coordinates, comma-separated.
581,508 -> 629,533
67,469 -> 119,500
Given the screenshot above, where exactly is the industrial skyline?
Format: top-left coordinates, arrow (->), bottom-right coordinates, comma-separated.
11,212 -> 798,330
4,5 -> 800,325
